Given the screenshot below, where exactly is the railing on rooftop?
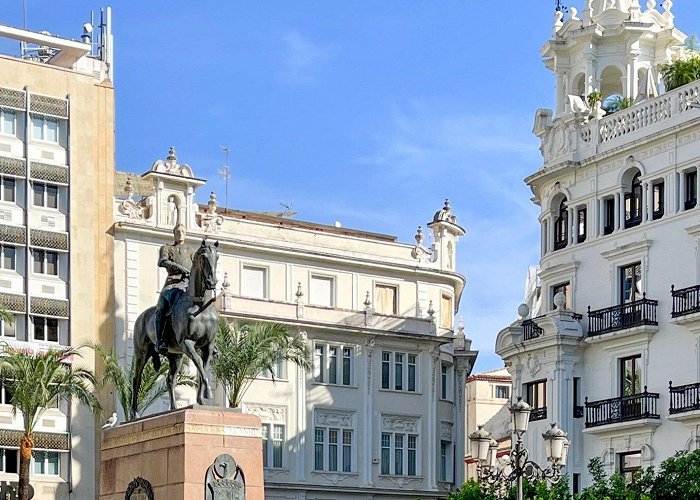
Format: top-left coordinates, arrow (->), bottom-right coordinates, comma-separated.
585,389 -> 660,428
672,284 -> 700,318
669,381 -> 700,415
587,295 -> 658,337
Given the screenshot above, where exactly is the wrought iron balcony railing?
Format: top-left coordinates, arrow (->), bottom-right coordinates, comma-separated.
587,295 -> 658,337
522,318 -> 544,341
671,284 -> 700,318
529,407 -> 547,422
669,381 -> 700,415
584,389 -> 660,428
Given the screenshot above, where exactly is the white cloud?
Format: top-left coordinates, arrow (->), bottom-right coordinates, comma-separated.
279,31 -> 335,85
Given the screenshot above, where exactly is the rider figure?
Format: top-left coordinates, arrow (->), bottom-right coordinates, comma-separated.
154,224 -> 194,354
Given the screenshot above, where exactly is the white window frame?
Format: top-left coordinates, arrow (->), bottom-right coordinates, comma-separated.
309,274 -> 335,308
32,316 -> 59,343
440,362 -> 453,402
258,358 -> 287,380
374,283 -> 398,315
0,244 -> 16,271
239,264 -> 268,299
31,116 -> 59,144
440,440 -> 453,483
0,448 -> 18,473
381,350 -> 418,393
313,410 -> 355,473
31,450 -> 60,476
261,422 -> 285,469
0,381 -> 13,405
0,316 -> 16,339
539,260 -> 580,312
0,110 -> 16,136
494,384 -> 510,400
32,182 -> 59,209
313,342 -> 355,386
0,176 -> 16,203
32,249 -> 59,276
380,431 -> 419,477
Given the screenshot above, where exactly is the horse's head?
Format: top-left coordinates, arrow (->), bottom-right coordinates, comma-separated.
193,239 -> 219,293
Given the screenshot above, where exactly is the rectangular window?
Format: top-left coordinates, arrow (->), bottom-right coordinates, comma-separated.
0,110 -> 16,136
685,170 -> 698,210
619,451 -> 642,484
272,424 -> 284,469
604,197 -> 615,235
552,282 -> 570,310
573,377 -> 583,418
440,294 -> 453,329
261,424 -> 269,468
32,450 -> 59,476
525,380 -> 546,410
314,343 -> 354,386
495,385 -> 510,399
310,275 -> 334,307
33,317 -> 59,343
652,181 -> 664,220
0,317 -> 15,338
573,473 -> 581,494
241,265 -> 267,299
0,177 -> 15,203
620,355 -> 642,397
31,116 -> 59,143
576,207 -> 587,243
32,249 -> 59,276
258,359 -> 285,380
381,431 -> 419,476
441,364 -> 448,400
440,441 -> 449,482
620,262 -> 642,304
32,182 -> 59,209
314,421 -> 353,472
0,382 -> 13,405
0,245 -> 15,271
382,351 -> 418,392
0,448 -> 18,473
375,284 -> 398,315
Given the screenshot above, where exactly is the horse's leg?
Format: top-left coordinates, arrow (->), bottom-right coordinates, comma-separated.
200,342 -> 213,400
181,338 -> 207,405
130,344 -> 148,419
166,354 -> 184,410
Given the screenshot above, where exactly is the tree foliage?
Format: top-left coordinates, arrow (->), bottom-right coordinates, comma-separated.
660,55 -> 700,91
651,450 -> 700,500
89,343 -> 195,421
212,319 -> 310,408
0,345 -> 101,500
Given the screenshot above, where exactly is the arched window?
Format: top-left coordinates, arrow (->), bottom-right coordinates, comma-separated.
554,199 -> 568,250
624,173 -> 643,228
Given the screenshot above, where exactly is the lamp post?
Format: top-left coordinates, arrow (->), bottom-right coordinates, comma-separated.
469,397 -> 569,500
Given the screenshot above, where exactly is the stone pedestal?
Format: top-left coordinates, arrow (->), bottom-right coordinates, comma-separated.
99,405 -> 264,500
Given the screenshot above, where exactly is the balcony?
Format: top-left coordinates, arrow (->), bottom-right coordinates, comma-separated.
587,295 -> 658,338
584,389 -> 660,429
522,318 -> 544,341
669,381 -> 700,415
529,407 -> 547,422
671,284 -> 700,318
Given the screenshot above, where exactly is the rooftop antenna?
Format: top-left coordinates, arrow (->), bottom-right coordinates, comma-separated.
20,0 -> 28,55
555,0 -> 568,14
218,146 -> 231,212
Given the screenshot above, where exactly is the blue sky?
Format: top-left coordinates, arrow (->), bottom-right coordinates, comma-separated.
2,1 -> 699,372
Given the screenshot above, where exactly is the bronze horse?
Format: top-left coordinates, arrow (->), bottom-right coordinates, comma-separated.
131,240 -> 219,416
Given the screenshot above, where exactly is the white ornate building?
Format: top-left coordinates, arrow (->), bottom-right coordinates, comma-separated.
112,150 -> 478,499
495,0 -> 700,494
0,15 -> 115,499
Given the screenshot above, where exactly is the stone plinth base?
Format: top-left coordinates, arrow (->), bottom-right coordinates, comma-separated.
99,405 -> 263,500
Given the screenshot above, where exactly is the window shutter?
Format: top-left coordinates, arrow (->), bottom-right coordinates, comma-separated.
241,266 -> 266,298
310,276 -> 333,307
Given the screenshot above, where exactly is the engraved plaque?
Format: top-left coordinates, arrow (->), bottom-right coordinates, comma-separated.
205,454 -> 245,500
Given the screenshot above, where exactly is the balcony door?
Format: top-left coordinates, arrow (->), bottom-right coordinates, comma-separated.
620,355 -> 643,419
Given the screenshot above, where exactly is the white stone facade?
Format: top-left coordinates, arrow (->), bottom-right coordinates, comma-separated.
112,154 -> 477,499
496,1 -> 700,494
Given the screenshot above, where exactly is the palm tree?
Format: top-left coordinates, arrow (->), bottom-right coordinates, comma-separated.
212,320 -> 310,408
660,55 -> 700,91
0,345 -> 101,500
89,344 -> 195,421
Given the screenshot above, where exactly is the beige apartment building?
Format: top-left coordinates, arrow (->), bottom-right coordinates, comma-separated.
0,13 -> 115,500
111,149 -> 478,499
464,368 -> 511,480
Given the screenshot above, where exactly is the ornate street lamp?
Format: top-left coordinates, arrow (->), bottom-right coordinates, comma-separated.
472,400 -> 569,500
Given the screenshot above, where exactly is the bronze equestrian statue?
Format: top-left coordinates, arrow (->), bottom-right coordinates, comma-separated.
131,225 -> 220,416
